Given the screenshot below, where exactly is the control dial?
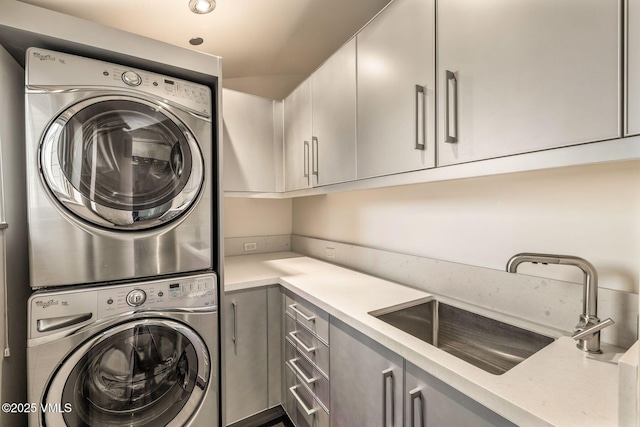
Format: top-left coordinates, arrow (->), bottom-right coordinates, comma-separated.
121,70 -> 142,86
126,289 -> 147,307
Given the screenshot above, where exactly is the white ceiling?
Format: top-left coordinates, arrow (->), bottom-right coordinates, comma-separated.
20,0 -> 391,99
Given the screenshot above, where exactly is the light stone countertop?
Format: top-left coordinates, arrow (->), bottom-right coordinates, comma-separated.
224,251 -> 626,427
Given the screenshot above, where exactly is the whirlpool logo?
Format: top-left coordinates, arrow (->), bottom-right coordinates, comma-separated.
32,52 -> 56,61
35,299 -> 59,309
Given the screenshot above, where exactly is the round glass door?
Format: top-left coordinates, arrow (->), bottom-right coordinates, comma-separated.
44,320 -> 210,427
40,96 -> 205,231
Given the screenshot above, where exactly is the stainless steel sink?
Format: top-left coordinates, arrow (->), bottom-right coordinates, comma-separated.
372,299 -> 555,375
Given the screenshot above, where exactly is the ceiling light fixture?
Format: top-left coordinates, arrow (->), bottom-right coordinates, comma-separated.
189,0 -> 216,14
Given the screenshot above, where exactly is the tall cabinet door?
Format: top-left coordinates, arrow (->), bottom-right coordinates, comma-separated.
312,38 -> 357,186
330,318 -> 403,427
627,0 -> 640,136
437,0 -> 621,166
224,288 -> 268,425
284,79 -> 312,191
356,0 -> 436,179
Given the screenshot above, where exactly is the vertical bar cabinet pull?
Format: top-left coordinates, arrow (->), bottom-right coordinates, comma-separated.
445,70 -> 458,143
382,368 -> 395,426
409,387 -> 424,427
415,84 -> 426,150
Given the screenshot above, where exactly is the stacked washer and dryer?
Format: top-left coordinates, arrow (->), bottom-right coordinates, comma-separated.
24,48 -> 219,427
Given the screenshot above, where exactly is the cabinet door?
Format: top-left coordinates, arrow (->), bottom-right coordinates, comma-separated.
628,0 -> 640,136
330,318 -> 403,427
222,89 -> 276,192
224,288 -> 268,425
405,362 -> 516,427
438,0 -> 620,166
357,0 -> 436,179
284,79 -> 312,191
312,38 -> 357,186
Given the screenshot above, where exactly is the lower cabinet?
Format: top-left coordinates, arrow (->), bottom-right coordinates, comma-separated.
224,287 -> 269,425
329,318 -> 403,427
226,287 -> 519,427
329,316 -> 514,427
405,361 -> 516,427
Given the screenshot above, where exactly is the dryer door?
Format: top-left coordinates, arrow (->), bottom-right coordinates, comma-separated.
40,95 -> 205,231
43,319 -> 211,427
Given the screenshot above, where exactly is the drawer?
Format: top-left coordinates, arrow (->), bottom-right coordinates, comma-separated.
284,364 -> 330,427
286,315 -> 329,376
285,338 -> 330,410
285,291 -> 329,344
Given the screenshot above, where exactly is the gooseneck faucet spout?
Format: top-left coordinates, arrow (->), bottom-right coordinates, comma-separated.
506,253 -> 614,354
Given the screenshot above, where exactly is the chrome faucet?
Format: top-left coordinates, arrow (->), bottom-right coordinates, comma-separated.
506,253 -> 614,354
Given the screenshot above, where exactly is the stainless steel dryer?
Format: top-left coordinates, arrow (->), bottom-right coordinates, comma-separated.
27,273 -> 218,427
25,48 -> 215,288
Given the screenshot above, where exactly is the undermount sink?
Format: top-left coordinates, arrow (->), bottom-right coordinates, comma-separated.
372,299 -> 555,375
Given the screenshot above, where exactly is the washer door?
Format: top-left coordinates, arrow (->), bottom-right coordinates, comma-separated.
43,319 -> 210,427
40,95 -> 205,231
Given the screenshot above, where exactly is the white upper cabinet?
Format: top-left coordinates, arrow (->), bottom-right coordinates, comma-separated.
356,0 -> 436,179
311,38 -> 357,186
627,0 -> 640,136
437,0 -> 621,166
284,78 -> 312,191
223,89 -> 278,192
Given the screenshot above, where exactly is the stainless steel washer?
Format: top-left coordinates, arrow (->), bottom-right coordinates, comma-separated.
25,47 -> 215,288
27,273 -> 218,427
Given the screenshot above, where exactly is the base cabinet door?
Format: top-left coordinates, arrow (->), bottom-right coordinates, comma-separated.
330,318 -> 403,427
224,288 -> 268,425
405,362 -> 516,427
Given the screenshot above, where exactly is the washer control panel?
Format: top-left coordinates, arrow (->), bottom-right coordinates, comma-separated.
98,274 -> 216,317
29,273 -> 217,339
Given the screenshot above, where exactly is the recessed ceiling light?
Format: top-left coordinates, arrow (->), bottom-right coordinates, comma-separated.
189,0 -> 216,14
189,37 -> 204,46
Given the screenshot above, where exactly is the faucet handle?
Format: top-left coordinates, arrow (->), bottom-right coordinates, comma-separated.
571,317 -> 614,341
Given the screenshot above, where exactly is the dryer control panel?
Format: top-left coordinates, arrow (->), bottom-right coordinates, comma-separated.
28,273 -> 217,340
26,48 -> 212,117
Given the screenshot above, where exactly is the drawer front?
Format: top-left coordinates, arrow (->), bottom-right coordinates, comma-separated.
285,365 -> 330,427
285,291 -> 329,343
285,338 -> 330,410
286,315 -> 330,376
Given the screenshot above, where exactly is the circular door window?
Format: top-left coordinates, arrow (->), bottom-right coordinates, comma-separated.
40,96 -> 205,231
44,319 -> 210,427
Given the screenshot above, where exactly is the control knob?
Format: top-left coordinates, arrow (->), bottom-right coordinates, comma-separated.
126,289 -> 147,307
121,70 -> 142,86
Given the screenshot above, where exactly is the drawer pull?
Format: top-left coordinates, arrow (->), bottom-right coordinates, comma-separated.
289,303 -> 316,322
289,385 -> 318,416
289,331 -> 316,353
289,358 -> 317,384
